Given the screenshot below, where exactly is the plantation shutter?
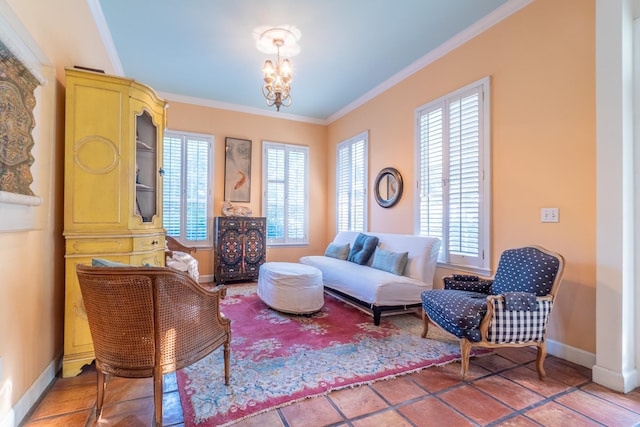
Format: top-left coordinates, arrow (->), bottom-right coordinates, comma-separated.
336,132 -> 367,232
416,80 -> 487,269
448,90 -> 480,259
163,132 -> 213,245
287,148 -> 306,241
185,137 -> 210,241
162,135 -> 182,237
418,105 -> 445,247
263,142 -> 308,245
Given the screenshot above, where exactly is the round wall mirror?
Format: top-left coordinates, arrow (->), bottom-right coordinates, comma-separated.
374,167 -> 403,208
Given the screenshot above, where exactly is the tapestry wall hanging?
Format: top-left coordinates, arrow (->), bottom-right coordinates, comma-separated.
224,137 -> 252,202
0,39 -> 40,198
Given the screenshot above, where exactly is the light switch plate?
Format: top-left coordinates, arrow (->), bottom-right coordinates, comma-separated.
541,208 -> 559,223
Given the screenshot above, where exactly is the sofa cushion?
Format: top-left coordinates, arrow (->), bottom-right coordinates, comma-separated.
300,255 -> 429,306
332,231 -> 440,284
371,247 -> 408,276
347,233 -> 379,265
324,242 -> 350,260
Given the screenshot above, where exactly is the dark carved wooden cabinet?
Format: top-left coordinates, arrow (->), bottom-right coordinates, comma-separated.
214,217 -> 266,284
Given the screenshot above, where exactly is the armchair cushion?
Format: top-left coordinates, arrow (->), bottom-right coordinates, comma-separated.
92,258 -> 132,267
421,289 -> 488,342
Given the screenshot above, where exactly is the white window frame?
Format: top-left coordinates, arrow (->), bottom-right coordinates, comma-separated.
336,131 -> 368,232
262,141 -> 309,246
162,130 -> 214,248
414,77 -> 491,274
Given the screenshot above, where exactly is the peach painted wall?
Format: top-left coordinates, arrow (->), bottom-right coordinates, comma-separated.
327,0 -> 596,353
0,66 -> 65,421
165,102 -> 328,273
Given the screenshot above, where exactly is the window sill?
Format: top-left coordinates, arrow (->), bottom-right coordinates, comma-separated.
267,242 -> 309,248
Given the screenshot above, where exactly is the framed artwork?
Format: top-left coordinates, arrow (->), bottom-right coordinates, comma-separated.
0,40 -> 41,202
224,137 -> 252,202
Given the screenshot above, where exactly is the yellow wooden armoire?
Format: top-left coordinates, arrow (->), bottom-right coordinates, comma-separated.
62,68 -> 167,377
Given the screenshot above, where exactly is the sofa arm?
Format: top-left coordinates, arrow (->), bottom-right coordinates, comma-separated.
443,274 -> 493,294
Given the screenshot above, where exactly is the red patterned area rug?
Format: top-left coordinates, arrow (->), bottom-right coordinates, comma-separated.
176,284 -> 488,426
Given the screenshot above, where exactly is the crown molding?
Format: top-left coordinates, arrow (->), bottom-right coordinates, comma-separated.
157,91 -> 328,125
86,0 -> 124,76
0,0 -> 48,84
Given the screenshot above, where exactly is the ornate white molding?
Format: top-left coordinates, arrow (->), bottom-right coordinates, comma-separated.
0,190 -> 41,206
0,1 -> 46,85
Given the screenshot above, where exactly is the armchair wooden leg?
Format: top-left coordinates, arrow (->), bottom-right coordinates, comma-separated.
536,342 -> 547,380
224,341 -> 230,385
460,339 -> 472,380
153,370 -> 164,427
96,369 -> 106,419
421,310 -> 430,338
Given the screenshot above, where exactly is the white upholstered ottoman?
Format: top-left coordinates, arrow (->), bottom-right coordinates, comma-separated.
257,262 -> 324,314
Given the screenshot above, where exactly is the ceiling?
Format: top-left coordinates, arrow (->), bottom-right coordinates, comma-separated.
96,0 -> 514,122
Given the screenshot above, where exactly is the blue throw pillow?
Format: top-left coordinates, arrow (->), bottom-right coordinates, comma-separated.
347,233 -> 379,265
324,242 -> 350,260
371,248 -> 409,276
91,258 -> 132,267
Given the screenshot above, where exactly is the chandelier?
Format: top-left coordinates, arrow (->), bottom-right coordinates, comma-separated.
255,26 -> 301,111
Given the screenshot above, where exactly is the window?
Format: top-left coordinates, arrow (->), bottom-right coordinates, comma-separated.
336,131 -> 368,232
262,141 -> 309,246
415,77 -> 490,272
163,131 -> 213,247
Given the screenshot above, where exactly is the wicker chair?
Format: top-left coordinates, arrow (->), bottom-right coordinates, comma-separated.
76,264 -> 231,426
421,246 -> 565,380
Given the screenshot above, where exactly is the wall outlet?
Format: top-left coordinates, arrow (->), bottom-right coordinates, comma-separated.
541,208 -> 559,223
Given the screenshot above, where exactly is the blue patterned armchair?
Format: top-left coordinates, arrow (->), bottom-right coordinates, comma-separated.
421,246 -> 565,380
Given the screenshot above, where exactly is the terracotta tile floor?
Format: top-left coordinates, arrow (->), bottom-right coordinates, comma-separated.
23,346 -> 640,427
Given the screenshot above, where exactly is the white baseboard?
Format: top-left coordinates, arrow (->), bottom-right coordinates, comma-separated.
592,364 -> 639,393
546,339 -> 596,369
0,356 -> 60,427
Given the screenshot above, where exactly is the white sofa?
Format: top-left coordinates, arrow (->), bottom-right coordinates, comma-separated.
300,231 -> 441,324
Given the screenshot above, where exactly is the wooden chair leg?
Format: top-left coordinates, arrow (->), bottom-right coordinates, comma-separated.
96,369 -> 106,419
536,342 -> 547,380
421,310 -> 430,338
153,371 -> 164,427
460,339 -> 472,380
224,340 -> 230,385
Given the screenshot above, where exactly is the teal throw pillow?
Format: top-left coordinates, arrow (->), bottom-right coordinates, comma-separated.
347,233 -> 379,265
324,242 -> 350,260
371,248 -> 409,276
92,258 -> 132,267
